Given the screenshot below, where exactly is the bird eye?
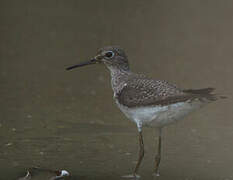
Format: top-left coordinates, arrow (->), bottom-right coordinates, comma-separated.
105,51 -> 114,58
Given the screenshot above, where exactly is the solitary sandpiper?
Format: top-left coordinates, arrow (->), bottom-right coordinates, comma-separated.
66,46 -> 222,178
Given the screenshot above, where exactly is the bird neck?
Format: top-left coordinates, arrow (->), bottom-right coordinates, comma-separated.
107,66 -> 131,94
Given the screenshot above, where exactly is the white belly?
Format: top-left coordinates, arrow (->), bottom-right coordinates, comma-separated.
116,100 -> 204,129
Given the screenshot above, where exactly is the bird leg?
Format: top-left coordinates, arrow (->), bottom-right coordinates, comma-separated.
133,131 -> 144,177
154,128 -> 162,176
122,129 -> 144,179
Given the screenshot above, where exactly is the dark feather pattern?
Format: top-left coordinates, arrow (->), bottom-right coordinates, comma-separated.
116,79 -> 218,107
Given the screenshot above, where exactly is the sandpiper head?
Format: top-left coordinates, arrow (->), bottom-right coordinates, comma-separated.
66,46 -> 129,71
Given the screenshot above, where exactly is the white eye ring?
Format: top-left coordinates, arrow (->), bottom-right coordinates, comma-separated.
105,51 -> 115,58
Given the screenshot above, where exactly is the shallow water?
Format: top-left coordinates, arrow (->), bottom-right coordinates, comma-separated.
1,1 -> 233,180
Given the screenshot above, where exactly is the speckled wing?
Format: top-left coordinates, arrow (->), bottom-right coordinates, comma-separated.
116,78 -> 217,107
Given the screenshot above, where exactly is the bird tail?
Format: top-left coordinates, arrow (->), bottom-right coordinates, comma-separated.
183,88 -> 226,102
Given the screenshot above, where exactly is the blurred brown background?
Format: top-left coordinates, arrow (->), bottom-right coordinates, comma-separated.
0,1 -> 232,180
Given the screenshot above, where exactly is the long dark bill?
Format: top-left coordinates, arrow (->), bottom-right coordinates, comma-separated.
66,58 -> 97,70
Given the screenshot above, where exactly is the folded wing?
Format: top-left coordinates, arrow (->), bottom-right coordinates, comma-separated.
116,78 -> 218,107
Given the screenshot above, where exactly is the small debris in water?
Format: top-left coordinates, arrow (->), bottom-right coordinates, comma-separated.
27,114 -> 32,119
5,142 -> 13,146
17,167 -> 70,180
12,128 -> 16,131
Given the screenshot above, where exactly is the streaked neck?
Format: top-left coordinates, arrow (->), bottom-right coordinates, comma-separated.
106,65 -> 131,94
